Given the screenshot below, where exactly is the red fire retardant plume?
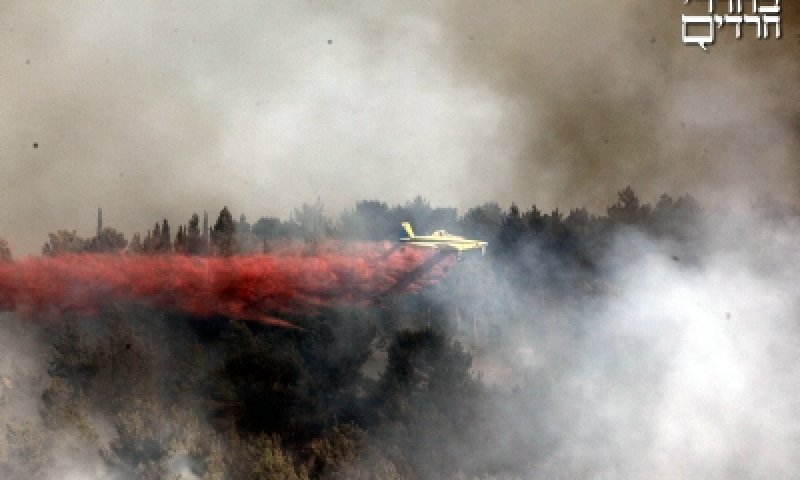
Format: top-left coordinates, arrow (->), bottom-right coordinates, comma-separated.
0,248 -> 456,328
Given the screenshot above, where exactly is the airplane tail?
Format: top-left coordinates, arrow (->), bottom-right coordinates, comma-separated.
401,222 -> 415,239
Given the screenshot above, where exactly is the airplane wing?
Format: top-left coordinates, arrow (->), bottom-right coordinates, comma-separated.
407,241 -> 440,249
452,242 -> 486,251
408,242 -> 481,252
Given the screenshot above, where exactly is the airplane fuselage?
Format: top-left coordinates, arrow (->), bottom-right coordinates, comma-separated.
399,223 -> 487,255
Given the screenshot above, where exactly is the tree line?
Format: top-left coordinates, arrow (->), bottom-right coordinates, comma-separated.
36,187 -> 703,260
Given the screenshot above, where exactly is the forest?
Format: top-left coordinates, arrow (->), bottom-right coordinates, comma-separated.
0,186 -> 797,479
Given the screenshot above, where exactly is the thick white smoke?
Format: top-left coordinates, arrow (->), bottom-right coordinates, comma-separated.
454,208 -> 800,478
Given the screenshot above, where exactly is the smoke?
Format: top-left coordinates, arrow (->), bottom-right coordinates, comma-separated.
0,312 -> 111,479
1,1 -> 798,477
0,247 -> 455,327
409,206 -> 800,478
3,1 -> 796,255
540,238 -> 798,477
428,1 -> 800,211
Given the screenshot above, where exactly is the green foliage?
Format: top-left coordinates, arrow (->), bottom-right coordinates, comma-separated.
607,185 -> 647,224
396,196 -> 459,236
174,225 -> 187,253
305,423 -> 365,476
370,328 -> 482,479
46,317 -> 156,416
107,399 -> 173,479
2,422 -> 46,478
87,227 -> 129,253
380,328 -> 473,408
340,200 -> 395,241
236,213 -> 251,235
217,322 -> 308,436
252,216 -> 284,239
42,230 -> 88,256
40,378 -> 98,441
292,199 -> 333,245
461,202 -> 504,239
0,239 -> 11,262
247,434 -> 309,480
186,212 -> 208,254
47,323 -> 101,395
211,206 -> 237,256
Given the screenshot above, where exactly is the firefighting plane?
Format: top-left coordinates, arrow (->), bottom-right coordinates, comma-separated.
400,222 -> 487,257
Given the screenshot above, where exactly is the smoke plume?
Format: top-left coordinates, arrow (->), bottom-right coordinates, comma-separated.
3,1 -> 797,254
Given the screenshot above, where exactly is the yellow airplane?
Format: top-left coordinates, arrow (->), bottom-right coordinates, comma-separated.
400,222 -> 487,256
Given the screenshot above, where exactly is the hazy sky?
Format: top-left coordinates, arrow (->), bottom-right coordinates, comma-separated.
1,1 -> 798,255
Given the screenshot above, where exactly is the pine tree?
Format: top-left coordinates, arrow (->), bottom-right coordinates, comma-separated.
88,228 -> 128,253
129,233 -> 143,254
187,213 -> 202,255
42,230 -> 87,256
174,226 -> 187,254
152,223 -> 162,253
211,207 -> 236,256
161,219 -> 171,253
0,239 -> 11,262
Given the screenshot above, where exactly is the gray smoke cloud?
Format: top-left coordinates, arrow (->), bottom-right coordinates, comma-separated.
1,1 -> 797,255
1,1 -> 799,477
533,231 -> 800,477
428,1 -> 800,209
389,204 -> 800,478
